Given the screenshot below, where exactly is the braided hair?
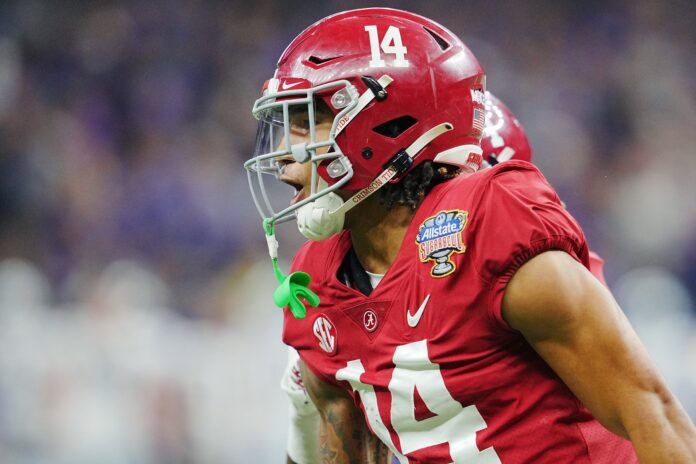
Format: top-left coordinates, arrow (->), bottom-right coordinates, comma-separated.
379,162 -> 460,210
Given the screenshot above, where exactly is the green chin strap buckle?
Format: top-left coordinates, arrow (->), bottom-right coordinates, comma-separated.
263,219 -> 320,319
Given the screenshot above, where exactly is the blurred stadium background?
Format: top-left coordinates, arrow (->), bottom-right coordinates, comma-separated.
0,0 -> 694,462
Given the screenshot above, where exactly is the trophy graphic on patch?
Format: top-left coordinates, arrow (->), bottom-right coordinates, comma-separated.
415,210 -> 468,277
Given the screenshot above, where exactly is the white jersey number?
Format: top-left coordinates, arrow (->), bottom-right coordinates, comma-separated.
336,340 -> 500,463
364,25 -> 410,68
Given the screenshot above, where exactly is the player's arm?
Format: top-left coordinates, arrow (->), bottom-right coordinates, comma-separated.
502,250 -> 696,463
282,348 -> 320,464
365,431 -> 391,464
298,361 -> 387,464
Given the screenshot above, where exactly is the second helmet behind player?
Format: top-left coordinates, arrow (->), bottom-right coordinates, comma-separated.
482,91 -> 532,167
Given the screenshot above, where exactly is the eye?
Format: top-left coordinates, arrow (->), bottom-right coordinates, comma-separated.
290,123 -> 309,136
290,114 -> 310,135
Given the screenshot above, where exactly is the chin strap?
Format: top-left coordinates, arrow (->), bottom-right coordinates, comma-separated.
329,122 -> 454,218
263,219 -> 319,319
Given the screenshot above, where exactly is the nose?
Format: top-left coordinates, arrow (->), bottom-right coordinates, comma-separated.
276,156 -> 295,175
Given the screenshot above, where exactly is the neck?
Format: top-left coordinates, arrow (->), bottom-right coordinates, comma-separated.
345,195 -> 416,275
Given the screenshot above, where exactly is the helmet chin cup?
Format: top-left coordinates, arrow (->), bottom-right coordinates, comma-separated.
296,191 -> 345,241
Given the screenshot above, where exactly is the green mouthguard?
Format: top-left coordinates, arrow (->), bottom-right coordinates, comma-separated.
263,219 -> 320,319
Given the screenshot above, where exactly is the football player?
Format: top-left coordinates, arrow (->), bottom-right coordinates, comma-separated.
246,8 -> 696,463
481,92 -> 609,288
280,91 -> 615,464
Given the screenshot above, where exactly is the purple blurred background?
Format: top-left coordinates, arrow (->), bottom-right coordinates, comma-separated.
0,1 -> 694,462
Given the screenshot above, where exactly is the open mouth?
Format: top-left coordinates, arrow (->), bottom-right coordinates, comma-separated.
280,176 -> 307,205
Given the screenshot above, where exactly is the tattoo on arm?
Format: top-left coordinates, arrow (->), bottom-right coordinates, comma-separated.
319,403 -> 366,464
319,404 -> 392,464
299,361 -> 371,464
366,432 -> 391,464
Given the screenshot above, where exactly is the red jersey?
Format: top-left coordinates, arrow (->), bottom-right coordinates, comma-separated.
283,161 -> 637,463
589,250 -> 608,287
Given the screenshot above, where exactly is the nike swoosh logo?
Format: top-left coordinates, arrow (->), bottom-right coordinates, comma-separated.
281,81 -> 302,90
407,294 -> 430,328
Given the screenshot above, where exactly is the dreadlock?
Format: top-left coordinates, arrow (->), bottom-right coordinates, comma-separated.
379,161 -> 460,210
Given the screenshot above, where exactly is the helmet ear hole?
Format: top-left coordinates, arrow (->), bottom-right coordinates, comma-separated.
372,116 -> 418,138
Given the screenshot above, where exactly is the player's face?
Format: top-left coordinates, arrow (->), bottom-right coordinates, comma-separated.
277,104 -> 333,205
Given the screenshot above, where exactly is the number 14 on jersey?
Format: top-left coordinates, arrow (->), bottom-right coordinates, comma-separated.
336,339 -> 500,463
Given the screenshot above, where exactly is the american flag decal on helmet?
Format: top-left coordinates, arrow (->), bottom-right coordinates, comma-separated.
472,107 -> 486,133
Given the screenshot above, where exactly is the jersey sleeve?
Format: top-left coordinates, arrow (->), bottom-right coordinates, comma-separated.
588,250 -> 608,287
471,163 -> 590,331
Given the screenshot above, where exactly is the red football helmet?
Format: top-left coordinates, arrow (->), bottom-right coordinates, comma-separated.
245,8 -> 486,237
481,92 -> 532,166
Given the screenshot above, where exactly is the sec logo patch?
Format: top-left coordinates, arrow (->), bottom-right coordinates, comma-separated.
313,315 -> 337,355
